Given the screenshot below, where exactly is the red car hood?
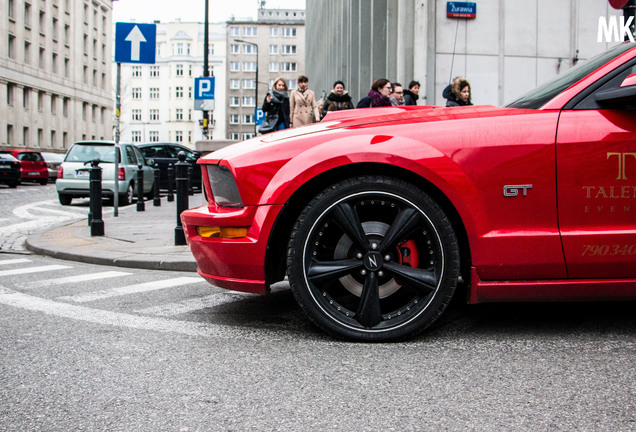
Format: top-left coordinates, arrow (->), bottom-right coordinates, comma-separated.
203,105 -> 535,164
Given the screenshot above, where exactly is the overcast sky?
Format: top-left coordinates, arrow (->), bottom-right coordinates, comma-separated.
112,0 -> 306,24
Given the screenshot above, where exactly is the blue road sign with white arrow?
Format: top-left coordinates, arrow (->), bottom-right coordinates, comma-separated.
115,22 -> 156,64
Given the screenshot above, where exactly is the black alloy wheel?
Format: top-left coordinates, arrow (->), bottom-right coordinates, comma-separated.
287,176 -> 460,341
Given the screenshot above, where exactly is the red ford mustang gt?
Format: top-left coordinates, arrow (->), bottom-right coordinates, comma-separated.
182,43 -> 636,341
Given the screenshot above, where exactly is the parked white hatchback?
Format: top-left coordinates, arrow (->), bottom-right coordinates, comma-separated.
56,141 -> 155,206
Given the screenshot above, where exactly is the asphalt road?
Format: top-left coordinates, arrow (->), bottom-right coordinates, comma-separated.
1,183 -> 635,431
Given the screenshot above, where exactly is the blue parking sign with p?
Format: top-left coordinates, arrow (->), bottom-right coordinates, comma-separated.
255,108 -> 265,126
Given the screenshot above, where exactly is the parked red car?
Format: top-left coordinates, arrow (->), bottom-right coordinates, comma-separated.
6,150 -> 49,185
182,42 -> 636,341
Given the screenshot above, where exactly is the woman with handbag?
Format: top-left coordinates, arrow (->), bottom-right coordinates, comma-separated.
259,78 -> 290,134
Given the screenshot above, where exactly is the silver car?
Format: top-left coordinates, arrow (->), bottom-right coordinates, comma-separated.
56,141 -> 155,206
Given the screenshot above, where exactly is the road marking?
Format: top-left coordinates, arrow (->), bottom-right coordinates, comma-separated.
24,271 -> 133,288
135,292 -> 250,317
58,276 -> 204,303
0,264 -> 71,277
0,287 -> 257,340
0,258 -> 32,266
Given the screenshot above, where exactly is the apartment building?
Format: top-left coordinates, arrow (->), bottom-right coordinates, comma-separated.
117,21 -> 226,146
1,0 -> 113,150
226,8 -> 305,141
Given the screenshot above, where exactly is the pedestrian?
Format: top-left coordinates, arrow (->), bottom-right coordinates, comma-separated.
390,82 -> 406,106
321,81 -> 354,118
403,80 -> 420,105
356,78 -> 392,108
290,75 -> 321,127
259,77 -> 290,134
444,76 -> 472,107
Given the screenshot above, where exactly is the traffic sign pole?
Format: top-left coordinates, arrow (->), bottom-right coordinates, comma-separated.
114,62 -> 121,217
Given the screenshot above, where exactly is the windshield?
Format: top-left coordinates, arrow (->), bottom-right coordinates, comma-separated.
0,152 -> 17,161
65,144 -> 119,163
507,42 -> 636,109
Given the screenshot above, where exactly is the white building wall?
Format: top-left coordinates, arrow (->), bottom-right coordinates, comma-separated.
118,21 -> 226,146
1,0 -> 113,151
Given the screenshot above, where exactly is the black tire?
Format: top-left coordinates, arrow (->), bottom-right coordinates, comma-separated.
39,178 -> 48,185
287,176 -> 460,341
58,194 -> 72,205
8,181 -> 18,189
119,182 -> 134,206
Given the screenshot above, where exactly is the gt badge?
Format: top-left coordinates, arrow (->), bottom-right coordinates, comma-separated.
503,184 -> 533,197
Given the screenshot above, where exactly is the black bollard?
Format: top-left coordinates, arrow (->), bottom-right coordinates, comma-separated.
187,164 -> 194,196
174,151 -> 189,245
89,159 -> 104,236
153,163 -> 161,207
136,163 -> 145,212
167,163 -> 175,202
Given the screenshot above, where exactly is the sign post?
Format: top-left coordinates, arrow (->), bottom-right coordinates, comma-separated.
113,22 -> 156,216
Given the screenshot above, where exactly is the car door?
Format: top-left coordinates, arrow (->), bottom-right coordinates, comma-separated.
556,62 -> 636,278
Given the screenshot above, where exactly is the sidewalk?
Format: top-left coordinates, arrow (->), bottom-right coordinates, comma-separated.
25,195 -> 203,272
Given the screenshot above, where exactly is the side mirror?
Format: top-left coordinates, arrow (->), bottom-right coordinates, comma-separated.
193,151 -> 202,159
146,158 -> 155,167
595,74 -> 636,107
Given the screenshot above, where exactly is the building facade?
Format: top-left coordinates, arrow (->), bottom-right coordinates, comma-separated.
117,21 -> 226,146
306,0 -> 624,107
1,0 -> 113,151
226,8 -> 305,141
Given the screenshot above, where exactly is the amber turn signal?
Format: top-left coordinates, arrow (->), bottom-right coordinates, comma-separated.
197,226 -> 248,239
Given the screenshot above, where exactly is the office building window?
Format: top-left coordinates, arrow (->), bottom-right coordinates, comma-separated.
269,62 -> 278,72
282,45 -> 296,55
269,27 -> 279,37
132,88 -> 142,99
281,62 -> 297,72
282,27 -> 297,37
176,109 -> 183,121
230,61 -> 239,72
175,87 -> 183,98
269,44 -> 278,55
243,27 -> 257,36
230,27 -> 239,37
242,114 -> 254,124
230,97 -> 240,107
230,44 -> 239,54
176,64 -> 183,76
132,109 -> 141,121
229,114 -> 239,124
243,44 -> 256,55
243,62 -> 257,72
132,66 -> 142,77
149,131 -> 159,142
230,79 -> 240,89
150,66 -> 159,77
150,88 -> 159,99
150,109 -> 159,121
132,131 -> 141,142
175,131 -> 183,142
242,79 -> 256,89
242,97 -> 255,107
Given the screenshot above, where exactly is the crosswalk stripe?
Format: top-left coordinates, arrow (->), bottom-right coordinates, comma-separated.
58,276 -> 204,303
26,271 -> 132,288
135,292 -> 249,317
0,258 -> 32,266
0,264 -> 71,277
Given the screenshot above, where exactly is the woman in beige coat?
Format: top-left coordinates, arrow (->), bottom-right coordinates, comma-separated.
290,75 -> 320,127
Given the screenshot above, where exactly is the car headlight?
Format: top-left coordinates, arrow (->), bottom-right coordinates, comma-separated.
207,164 -> 243,208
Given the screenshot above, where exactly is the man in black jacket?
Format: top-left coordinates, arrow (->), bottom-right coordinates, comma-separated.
403,80 -> 420,105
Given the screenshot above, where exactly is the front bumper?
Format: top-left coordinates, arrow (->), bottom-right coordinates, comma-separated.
181,203 -> 284,294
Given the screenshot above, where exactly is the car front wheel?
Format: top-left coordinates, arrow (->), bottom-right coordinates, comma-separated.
287,176 -> 460,341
